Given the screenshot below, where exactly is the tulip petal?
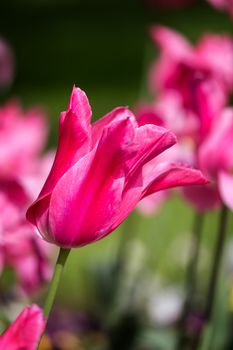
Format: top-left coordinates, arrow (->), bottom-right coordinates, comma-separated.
196,34 -> 233,89
141,162 -> 208,197
150,26 -> 192,59
92,107 -> 136,146
27,87 -> 92,230
39,87 -> 92,197
219,171 -> 233,210
199,108 -> 233,179
49,116 -> 137,247
104,126 -> 176,230
125,124 -> 177,179
194,78 -> 226,143
0,305 -> 45,350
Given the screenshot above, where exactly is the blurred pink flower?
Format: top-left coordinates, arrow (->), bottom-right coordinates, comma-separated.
0,38 -> 14,91
207,0 -> 233,17
136,92 -> 198,140
0,180 -> 52,295
150,26 -> 233,93
149,26 -> 233,143
27,86 -> 208,248
0,98 -> 54,294
0,305 -> 45,350
183,108 -> 233,211
0,100 -> 48,179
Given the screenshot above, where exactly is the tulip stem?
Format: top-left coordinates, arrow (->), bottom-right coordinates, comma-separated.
176,211 -> 204,350
205,205 -> 228,320
190,204 -> 228,349
36,248 -> 70,349
43,247 -> 71,320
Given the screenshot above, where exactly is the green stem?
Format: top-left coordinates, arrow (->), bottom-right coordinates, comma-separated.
205,205 -> 228,320
37,247 -> 71,349
176,211 -> 204,350
190,204 -> 228,350
185,212 -> 204,309
44,247 -> 71,319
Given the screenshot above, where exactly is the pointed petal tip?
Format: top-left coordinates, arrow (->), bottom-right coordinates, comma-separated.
66,86 -> 92,117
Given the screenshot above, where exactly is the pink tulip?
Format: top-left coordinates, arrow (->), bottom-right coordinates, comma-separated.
195,34 -> 233,90
0,37 -> 14,91
0,305 -> 45,350
27,87 -> 208,247
0,100 -> 48,179
183,108 -> 233,211
149,27 -> 232,144
150,26 -> 233,94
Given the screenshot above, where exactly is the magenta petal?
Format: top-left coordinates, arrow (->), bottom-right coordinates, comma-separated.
196,34 -> 233,89
49,117 -> 137,247
27,195 -> 52,243
218,171 -> 233,210
142,162 -> 209,197
92,107 -> 136,146
136,103 -> 164,127
194,78 -> 226,143
125,124 -> 177,178
150,26 -> 192,59
39,87 -> 92,197
0,305 -> 45,350
108,172 -> 143,234
107,126 -> 176,229
27,87 -> 92,227
198,108 -> 233,179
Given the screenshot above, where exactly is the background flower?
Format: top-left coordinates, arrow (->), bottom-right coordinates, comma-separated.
0,305 -> 45,350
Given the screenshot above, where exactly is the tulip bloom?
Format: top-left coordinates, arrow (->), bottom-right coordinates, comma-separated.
183,108 -> 233,211
0,101 -> 48,179
149,26 -> 233,144
150,26 -> 233,94
0,305 -> 45,350
27,87 -> 208,248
